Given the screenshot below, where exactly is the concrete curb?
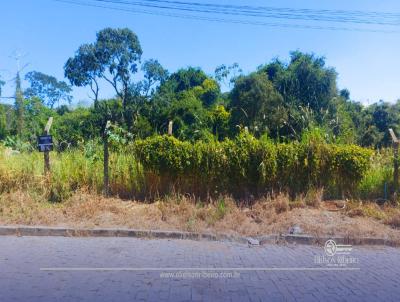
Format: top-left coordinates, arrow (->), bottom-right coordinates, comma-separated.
0,226 -> 398,247
0,226 -> 248,244
272,234 -> 399,247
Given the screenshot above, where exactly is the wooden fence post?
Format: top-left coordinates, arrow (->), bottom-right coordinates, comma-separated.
168,120 -> 173,136
103,121 -> 111,197
44,117 -> 53,175
389,128 -> 399,201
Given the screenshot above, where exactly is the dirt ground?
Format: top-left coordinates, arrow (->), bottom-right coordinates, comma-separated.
1,190 -> 400,242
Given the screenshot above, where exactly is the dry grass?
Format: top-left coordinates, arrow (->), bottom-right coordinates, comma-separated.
384,209 -> 400,228
272,193 -> 290,214
1,190 -> 400,242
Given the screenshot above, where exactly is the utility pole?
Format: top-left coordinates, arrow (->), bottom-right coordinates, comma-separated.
14,72 -> 24,136
10,51 -> 29,137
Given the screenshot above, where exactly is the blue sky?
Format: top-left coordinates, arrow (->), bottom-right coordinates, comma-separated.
1,0 -> 400,106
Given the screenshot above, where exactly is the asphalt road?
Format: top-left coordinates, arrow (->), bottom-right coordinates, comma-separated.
0,236 -> 399,301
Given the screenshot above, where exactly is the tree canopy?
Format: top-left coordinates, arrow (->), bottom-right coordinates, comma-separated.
25,71 -> 72,108
0,27 -> 398,150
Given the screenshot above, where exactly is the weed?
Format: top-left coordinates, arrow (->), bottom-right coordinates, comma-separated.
304,188 -> 323,208
273,193 -> 290,214
385,210 -> 400,228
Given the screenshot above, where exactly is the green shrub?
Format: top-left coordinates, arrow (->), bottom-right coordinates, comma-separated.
0,135 -> 374,201
330,145 -> 373,196
132,135 -> 372,199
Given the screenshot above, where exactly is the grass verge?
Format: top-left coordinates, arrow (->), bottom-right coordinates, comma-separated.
1,190 -> 399,243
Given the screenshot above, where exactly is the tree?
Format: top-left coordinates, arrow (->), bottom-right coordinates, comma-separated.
154,67 -> 215,109
95,28 -> 142,112
24,71 -> 72,108
229,72 -> 287,138
140,59 -> 168,96
260,52 -> 337,115
53,107 -> 97,149
64,43 -> 102,105
23,96 -> 54,139
214,63 -> 242,87
65,28 -> 143,124
196,78 -> 220,108
258,52 -> 337,137
209,104 -> 230,140
168,91 -> 209,140
369,101 -> 400,147
340,88 -> 350,100
165,67 -> 208,93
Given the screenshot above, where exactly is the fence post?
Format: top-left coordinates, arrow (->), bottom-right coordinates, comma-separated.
168,120 -> 173,136
43,117 -> 53,175
389,128 -> 399,202
103,121 -> 111,197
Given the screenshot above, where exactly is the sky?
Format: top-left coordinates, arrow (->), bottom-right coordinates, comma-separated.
1,0 -> 400,106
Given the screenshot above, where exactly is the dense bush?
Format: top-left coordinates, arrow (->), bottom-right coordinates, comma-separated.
0,134 -> 375,201
133,134 -> 373,199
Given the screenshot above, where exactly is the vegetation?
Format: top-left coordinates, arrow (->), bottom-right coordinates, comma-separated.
0,134 -> 379,203
0,27 -> 399,204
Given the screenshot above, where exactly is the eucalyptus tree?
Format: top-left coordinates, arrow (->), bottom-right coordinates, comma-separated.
65,27 -> 143,124
64,43 -> 102,106
140,59 -> 169,96
24,71 -> 72,108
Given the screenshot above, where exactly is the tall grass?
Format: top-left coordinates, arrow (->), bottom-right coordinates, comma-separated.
358,148 -> 393,200
0,141 -> 395,202
0,146 -> 142,201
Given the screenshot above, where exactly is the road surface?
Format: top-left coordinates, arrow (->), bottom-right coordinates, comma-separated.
0,236 -> 399,301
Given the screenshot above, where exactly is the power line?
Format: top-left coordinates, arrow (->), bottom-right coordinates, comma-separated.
89,0 -> 400,26
53,0 -> 400,33
138,0 -> 400,19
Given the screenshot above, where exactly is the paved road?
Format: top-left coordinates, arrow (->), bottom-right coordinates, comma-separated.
0,236 -> 399,302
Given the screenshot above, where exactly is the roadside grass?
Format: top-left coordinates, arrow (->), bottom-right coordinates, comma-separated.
357,149 -> 393,200
1,145 -> 400,241
0,147 -> 142,202
385,209 -> 400,228
0,143 -> 389,203
1,189 -> 400,242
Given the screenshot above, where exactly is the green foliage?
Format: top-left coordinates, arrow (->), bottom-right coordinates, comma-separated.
0,104 -> 7,139
209,105 -> 230,140
53,107 -> 97,149
25,71 -> 72,108
65,27 -> 144,125
3,136 -> 34,152
229,72 -> 286,138
133,134 -> 372,199
140,59 -> 169,96
330,145 -> 373,196
0,31 -> 396,202
165,67 -> 208,93
168,91 -> 209,141
358,149 -> 392,199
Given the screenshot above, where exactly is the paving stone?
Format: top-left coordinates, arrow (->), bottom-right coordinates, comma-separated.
0,236 -> 399,301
